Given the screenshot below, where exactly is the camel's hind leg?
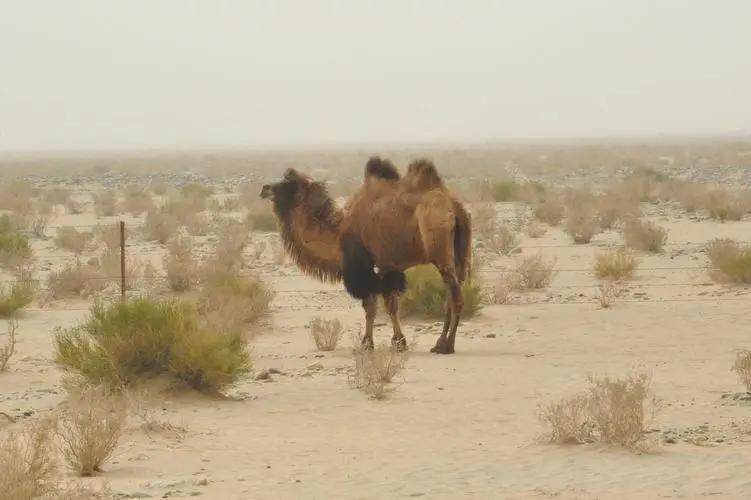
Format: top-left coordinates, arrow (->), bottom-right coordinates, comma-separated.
430,266 -> 463,354
383,292 -> 407,351
360,295 -> 377,350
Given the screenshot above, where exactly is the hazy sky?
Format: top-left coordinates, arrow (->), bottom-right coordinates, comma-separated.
1,0 -> 750,150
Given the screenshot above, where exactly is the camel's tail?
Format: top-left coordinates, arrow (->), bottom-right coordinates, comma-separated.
453,201 -> 472,284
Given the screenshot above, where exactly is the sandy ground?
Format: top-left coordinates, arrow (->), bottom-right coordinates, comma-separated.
2,191 -> 751,499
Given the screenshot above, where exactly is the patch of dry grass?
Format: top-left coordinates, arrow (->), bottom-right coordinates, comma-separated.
349,342 -> 408,399
540,372 -> 658,451
0,232 -> 32,269
0,319 -> 18,371
122,185 -> 154,216
533,195 -> 565,226
0,277 -> 34,318
163,237 -> 195,292
597,281 -> 621,309
512,253 -> 557,290
483,225 -> 519,255
565,206 -> 600,244
47,263 -> 108,299
92,190 -> 118,217
623,219 -> 668,253
594,248 -> 639,281
706,238 -> 751,283
142,210 -> 178,244
197,271 -> 274,331
732,350 -> 751,392
0,417 -> 57,500
57,385 -> 127,477
596,191 -> 641,229
705,190 -> 750,222
54,227 -> 93,255
309,317 -> 344,351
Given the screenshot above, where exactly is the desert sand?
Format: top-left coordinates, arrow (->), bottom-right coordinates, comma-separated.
1,145 -> 751,500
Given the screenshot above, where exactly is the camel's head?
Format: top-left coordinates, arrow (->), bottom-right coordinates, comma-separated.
260,168 -> 331,218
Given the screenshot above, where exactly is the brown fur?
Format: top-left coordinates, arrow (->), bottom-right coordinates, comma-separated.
261,158 -> 472,354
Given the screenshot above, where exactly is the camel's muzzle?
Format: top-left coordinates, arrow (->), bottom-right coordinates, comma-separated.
260,184 -> 273,199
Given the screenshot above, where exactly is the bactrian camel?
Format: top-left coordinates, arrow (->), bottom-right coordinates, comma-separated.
260,157 -> 472,354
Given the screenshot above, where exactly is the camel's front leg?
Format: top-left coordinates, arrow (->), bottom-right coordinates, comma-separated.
383,292 -> 407,351
360,295 -> 377,350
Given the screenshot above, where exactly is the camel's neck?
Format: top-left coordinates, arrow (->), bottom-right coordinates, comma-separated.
276,202 -> 343,283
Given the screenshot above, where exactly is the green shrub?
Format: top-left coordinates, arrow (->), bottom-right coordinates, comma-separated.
400,265 -> 482,319
0,213 -> 25,235
246,205 -> 277,232
706,239 -> 751,283
54,298 -> 251,392
594,248 -> 639,281
0,233 -> 32,268
0,279 -> 34,317
492,180 -> 522,202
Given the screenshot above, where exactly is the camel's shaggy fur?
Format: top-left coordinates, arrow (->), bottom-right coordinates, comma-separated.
261,157 -> 472,354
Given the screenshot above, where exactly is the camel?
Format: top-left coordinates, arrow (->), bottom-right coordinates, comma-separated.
260,157 -> 472,354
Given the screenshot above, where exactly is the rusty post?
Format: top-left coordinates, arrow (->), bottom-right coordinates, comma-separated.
119,221 -> 126,302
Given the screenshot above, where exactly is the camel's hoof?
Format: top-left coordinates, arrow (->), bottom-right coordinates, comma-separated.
430,343 -> 454,354
392,339 -> 408,352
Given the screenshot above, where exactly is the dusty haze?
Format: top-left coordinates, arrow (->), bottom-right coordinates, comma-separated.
1,0 -> 750,151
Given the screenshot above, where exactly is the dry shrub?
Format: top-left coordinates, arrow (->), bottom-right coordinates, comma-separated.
597,281 -> 621,309
197,271 -> 274,330
483,226 -> 519,255
621,167 -> 669,203
44,187 -> 71,206
57,386 -> 127,476
92,190 -> 118,217
471,203 -> 497,237
29,213 -> 50,238
533,195 -> 565,226
99,248 -> 142,290
704,189 -> 749,222
0,213 -> 26,234
219,196 -> 240,212
706,238 -> 751,283
185,212 -> 210,236
0,232 -> 32,269
524,222 -> 547,238
310,317 -> 343,351
0,319 -> 18,371
180,182 -> 213,200
623,219 -> 668,253
596,191 -> 641,229
400,264 -> 483,318
0,181 -> 36,215
47,263 -> 107,299
349,342 -> 408,399
247,205 -> 278,232
95,224 -> 121,251
54,227 -> 92,255
594,248 -> 639,281
512,253 -> 556,290
0,417 -> 57,499
237,181 -> 261,208
162,197 -> 203,225
65,198 -> 84,215
0,277 -> 35,317
55,298 -> 252,392
142,210 -> 178,244
540,373 -> 657,451
565,207 -> 600,244
163,237 -> 195,292
732,350 -> 751,392
671,181 -> 709,212
150,180 -> 169,195
205,220 -> 249,273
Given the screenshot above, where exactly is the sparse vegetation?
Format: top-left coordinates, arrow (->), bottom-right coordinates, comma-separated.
0,278 -> 34,317
732,350 -> 751,392
705,190 -> 750,222
540,372 -> 657,451
0,417 -> 57,499
483,225 -> 519,255
0,232 -> 32,269
143,210 -> 178,244
92,190 -> 118,217
524,222 -> 547,238
163,237 -> 196,292
56,386 -> 127,477
706,238 -> 751,284
597,281 -> 621,309
349,342 -> 408,399
400,265 -> 483,318
246,205 -> 277,232
623,219 -> 668,253
0,320 -> 18,371
491,180 -> 522,202
565,207 -> 600,244
55,298 -> 252,392
309,317 -> 344,351
511,253 -> 557,290
533,195 -> 565,225
197,271 -> 274,331
47,263 -> 107,299
596,191 -> 641,229
44,187 -> 71,206
54,227 -> 92,255
122,185 -> 154,216
594,248 -> 639,281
